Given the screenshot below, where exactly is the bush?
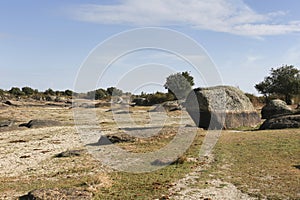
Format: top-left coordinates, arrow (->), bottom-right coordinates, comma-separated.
134,92 -> 175,106
44,88 -> 55,96
64,89 -> 73,96
22,86 -> 35,96
9,87 -> 24,96
245,93 -> 265,107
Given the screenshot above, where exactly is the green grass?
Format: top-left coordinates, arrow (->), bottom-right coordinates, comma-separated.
211,129 -> 300,199
93,130 -> 205,199
1,127 -> 299,200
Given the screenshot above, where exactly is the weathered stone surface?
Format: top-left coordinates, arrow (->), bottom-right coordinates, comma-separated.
4,100 -> 22,106
19,119 -> 61,128
54,149 -> 85,158
0,120 -> 14,127
259,114 -> 300,130
185,86 -> 260,129
261,99 -> 293,119
149,101 -> 182,112
19,188 -> 92,200
106,133 -> 135,143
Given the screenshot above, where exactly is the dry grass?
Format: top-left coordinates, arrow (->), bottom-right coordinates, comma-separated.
1,104 -> 299,199
211,129 -> 300,199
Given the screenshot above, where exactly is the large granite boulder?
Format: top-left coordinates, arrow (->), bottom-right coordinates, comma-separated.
259,114 -> 300,130
261,99 -> 293,119
185,86 -> 260,129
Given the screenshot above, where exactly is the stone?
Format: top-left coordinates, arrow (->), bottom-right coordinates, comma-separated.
54,149 -> 85,158
19,119 -> 61,128
19,188 -> 92,200
106,133 -> 135,143
261,99 -> 293,119
4,100 -> 22,106
132,97 -> 148,106
0,120 -> 14,127
259,114 -> 300,130
148,101 -> 182,112
185,86 -> 260,129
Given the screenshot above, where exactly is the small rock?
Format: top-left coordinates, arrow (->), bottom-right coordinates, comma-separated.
0,120 -> 14,127
106,133 -> 135,143
54,149 -> 85,158
19,119 -> 61,128
19,188 -> 93,200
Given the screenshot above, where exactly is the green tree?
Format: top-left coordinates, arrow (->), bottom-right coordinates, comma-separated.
9,87 -> 24,96
164,71 -> 194,100
64,89 -> 73,97
0,89 -> 4,96
44,88 -> 55,95
106,87 -> 123,96
95,89 -> 107,99
22,86 -> 34,96
255,65 -> 300,104
181,71 -> 195,87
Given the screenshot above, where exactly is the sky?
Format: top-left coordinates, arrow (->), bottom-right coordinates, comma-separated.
1,0 -> 300,95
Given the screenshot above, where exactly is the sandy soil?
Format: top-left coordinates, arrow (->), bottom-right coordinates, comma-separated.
0,103 -> 261,199
168,155 -> 259,200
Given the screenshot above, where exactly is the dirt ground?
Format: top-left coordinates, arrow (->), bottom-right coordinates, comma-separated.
0,102 -> 299,199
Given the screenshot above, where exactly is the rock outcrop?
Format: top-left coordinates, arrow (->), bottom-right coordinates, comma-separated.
185,86 -> 260,129
259,114 -> 300,130
261,99 -> 293,119
148,101 -> 182,112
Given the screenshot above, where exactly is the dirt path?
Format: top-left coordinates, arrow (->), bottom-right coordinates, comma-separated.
169,155 -> 259,200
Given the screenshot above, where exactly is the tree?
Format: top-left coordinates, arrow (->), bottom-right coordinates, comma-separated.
95,89 -> 107,99
22,86 -> 34,96
255,65 -> 300,104
106,87 -> 123,96
64,89 -> 73,97
44,88 -> 55,96
181,71 -> 195,87
164,71 -> 194,100
9,87 -> 24,96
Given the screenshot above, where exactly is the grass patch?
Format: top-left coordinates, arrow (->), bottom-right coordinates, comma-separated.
211,129 -> 300,199
93,130 -> 205,199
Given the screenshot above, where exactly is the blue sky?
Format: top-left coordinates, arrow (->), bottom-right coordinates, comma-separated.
1,0 -> 300,94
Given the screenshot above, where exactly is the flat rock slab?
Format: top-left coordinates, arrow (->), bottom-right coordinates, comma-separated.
19,119 -> 61,128
259,114 -> 300,130
19,188 -> 93,200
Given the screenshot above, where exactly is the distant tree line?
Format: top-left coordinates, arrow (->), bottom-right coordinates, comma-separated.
0,71 -> 197,105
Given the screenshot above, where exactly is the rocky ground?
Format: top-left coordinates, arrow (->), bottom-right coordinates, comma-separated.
0,100 -> 299,199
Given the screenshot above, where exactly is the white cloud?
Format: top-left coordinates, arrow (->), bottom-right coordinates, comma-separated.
68,0 -> 300,37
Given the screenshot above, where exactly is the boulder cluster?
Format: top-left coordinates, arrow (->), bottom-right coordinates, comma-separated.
185,86 -> 300,130
259,99 -> 300,130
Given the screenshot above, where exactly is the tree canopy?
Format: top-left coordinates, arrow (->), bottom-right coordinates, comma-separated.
255,65 -> 300,104
164,71 -> 194,100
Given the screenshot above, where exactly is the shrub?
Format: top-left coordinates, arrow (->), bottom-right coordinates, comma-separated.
9,87 -> 24,96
